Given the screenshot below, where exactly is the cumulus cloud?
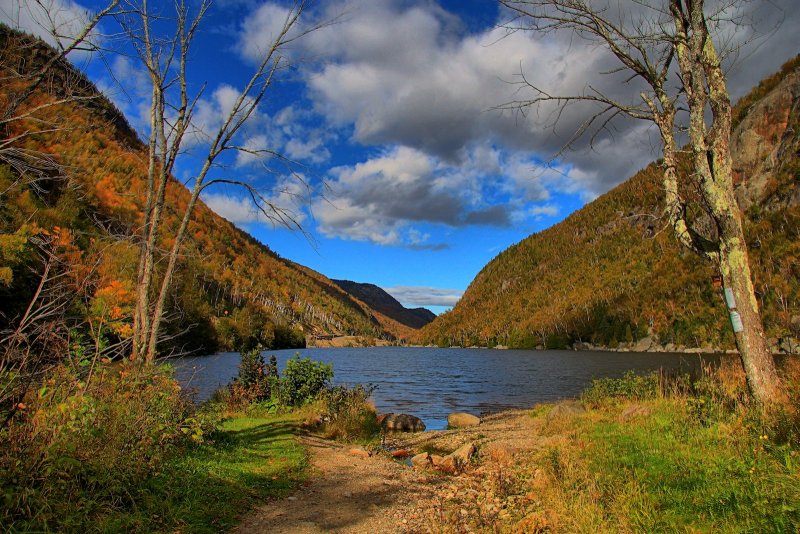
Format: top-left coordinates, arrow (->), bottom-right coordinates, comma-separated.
383,286 -> 464,308
230,0 -> 800,245
297,0 -> 659,196
311,145 -> 536,246
301,0 -> 800,192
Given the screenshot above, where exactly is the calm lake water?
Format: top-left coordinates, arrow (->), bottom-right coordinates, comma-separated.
170,347 -> 714,430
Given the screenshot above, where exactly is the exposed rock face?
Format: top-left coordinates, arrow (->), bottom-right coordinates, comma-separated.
732,70 -> 800,211
447,412 -> 481,428
381,413 -> 426,433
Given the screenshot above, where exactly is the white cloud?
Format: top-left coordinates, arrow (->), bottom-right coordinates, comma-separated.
203,177 -> 309,227
382,285 -> 463,308
311,145 -> 528,246
235,134 -> 272,167
529,204 -> 558,218
296,0 -> 800,197
0,0 -> 99,55
237,2 -> 301,63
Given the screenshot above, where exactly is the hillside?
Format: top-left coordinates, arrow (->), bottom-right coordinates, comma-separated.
0,26 -> 402,354
332,280 -> 436,329
419,57 -> 800,352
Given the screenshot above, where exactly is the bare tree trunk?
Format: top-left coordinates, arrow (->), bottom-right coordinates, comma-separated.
719,218 -> 785,403
672,0 -> 786,406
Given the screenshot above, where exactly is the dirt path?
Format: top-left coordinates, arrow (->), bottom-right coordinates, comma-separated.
232,434 -> 445,533
233,409 -> 543,533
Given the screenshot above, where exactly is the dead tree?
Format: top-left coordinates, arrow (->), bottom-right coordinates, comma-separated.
499,0 -> 786,406
121,0 -> 321,362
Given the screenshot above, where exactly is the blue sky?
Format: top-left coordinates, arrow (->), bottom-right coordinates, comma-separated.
4,0 -> 799,314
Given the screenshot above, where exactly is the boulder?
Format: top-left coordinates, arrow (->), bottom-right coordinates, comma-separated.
349,447 -> 371,458
390,449 -> 411,459
437,456 -> 456,473
448,442 -> 476,469
633,336 -> 654,352
381,413 -> 426,432
546,401 -> 586,422
411,452 -> 432,469
447,412 -> 481,428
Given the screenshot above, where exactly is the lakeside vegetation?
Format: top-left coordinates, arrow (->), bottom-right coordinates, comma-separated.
0,349 -> 382,532
4,348 -> 798,532
428,361 -> 800,532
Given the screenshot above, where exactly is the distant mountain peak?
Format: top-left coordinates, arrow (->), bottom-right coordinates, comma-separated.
332,280 -> 436,329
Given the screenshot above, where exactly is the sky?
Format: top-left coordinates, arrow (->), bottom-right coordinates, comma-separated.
3,0 -> 799,314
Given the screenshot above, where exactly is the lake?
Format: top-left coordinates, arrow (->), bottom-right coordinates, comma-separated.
170,347 -> 714,430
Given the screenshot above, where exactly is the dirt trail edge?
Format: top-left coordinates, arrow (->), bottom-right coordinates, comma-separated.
233,410 -> 540,534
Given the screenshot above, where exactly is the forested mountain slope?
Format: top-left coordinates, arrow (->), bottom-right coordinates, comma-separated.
419,57 -> 800,352
0,26 -> 400,354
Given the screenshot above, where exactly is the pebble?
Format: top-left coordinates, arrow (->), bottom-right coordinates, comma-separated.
287,496 -> 298,501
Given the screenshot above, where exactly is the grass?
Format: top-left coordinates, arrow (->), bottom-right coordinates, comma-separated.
573,402 -> 800,532
97,413 -> 308,533
429,367 -> 800,533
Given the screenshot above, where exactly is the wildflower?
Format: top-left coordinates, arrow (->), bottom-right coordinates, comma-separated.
16,402 -> 25,410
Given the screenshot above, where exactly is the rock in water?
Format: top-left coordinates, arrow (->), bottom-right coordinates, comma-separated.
447,412 -> 481,428
381,413 -> 426,432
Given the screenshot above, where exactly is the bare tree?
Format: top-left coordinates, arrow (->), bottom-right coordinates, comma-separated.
499,0 -> 786,406
118,0 -> 321,362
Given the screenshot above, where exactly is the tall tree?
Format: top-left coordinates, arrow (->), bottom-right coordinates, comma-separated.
119,0 -> 320,362
499,0 -> 786,406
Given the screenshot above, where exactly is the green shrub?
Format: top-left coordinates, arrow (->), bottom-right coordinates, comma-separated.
0,362 -> 208,531
582,370 -> 661,407
277,355 -> 333,407
320,384 -> 379,441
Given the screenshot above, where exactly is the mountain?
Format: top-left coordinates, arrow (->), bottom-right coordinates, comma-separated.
332,280 -> 436,329
419,56 -> 800,353
0,26 -> 400,353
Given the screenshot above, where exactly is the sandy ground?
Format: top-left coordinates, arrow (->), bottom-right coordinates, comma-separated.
233,409 -> 541,533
